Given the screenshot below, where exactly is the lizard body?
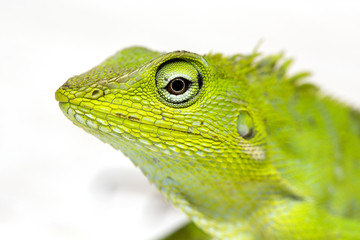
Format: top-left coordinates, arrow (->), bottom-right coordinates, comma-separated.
55,47 -> 360,239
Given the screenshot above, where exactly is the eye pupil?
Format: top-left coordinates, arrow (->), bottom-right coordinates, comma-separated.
172,79 -> 185,92
167,77 -> 189,95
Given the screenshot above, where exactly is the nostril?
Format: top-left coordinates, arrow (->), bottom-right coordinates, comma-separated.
89,89 -> 104,99
92,89 -> 100,97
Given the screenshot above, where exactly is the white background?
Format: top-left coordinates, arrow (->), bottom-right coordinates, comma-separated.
1,0 -> 359,239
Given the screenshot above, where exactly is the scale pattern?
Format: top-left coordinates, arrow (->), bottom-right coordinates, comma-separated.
55,47 -> 360,239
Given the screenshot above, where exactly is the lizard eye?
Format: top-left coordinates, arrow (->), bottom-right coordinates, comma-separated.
156,60 -> 202,106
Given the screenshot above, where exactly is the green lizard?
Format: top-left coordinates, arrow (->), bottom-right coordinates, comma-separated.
55,47 -> 360,239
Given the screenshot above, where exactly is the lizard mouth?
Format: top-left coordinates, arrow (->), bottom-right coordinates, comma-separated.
57,100 -> 217,151
55,90 -> 69,103
55,88 -> 220,144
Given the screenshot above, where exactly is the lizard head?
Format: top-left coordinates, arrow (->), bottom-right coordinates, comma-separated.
55,47 -> 270,219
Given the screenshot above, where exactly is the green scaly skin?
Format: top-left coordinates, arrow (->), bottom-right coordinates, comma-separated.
55,47 -> 360,239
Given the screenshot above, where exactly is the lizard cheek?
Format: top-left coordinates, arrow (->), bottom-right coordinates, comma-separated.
237,110 -> 255,140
